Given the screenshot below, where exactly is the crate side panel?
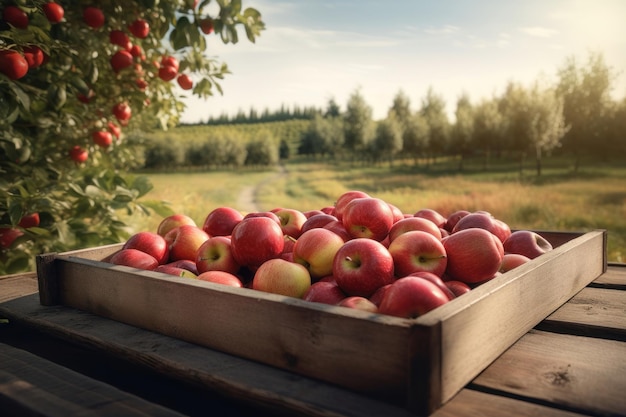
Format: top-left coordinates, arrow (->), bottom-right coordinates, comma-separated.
436,230 -> 605,404
406,321 -> 442,416
54,258 -> 413,403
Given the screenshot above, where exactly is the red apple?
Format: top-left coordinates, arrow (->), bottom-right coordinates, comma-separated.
196,236 -> 240,275
83,6 -> 105,29
378,276 -> 450,318
3,6 -> 29,29
202,206 -> 243,236
388,231 -> 448,277
409,271 -> 455,301
368,283 -> 392,307
0,227 -> 24,249
177,74 -> 193,90
43,2 -> 64,23
333,190 -> 370,221
337,296 -> 378,313
303,209 -> 324,218
69,146 -> 88,163
322,220 -> 352,242
499,253 -> 532,273
302,281 -> 346,305
492,219 -> 512,243
503,230 -> 553,259
129,18 -> 150,38
109,248 -> 159,270
414,208 -> 447,228
252,258 -> 311,298
164,225 -> 209,262
280,251 -> 294,262
123,231 -> 169,264
281,234 -> 296,253
230,216 -> 285,269
18,213 -> 40,229
157,214 -> 197,237
444,210 -> 470,233
442,228 -> 504,284
274,208 -> 308,239
23,45 -> 44,69
444,280 -> 472,297
243,211 -> 281,225
301,213 -> 337,233
388,216 -> 442,242
154,264 -> 198,279
292,228 -> 345,280
199,17 -> 214,34
452,212 -> 511,243
197,271 -> 243,287
158,65 -> 177,81
387,203 -> 405,224
342,197 -> 394,241
333,238 -> 395,297
165,259 -> 198,275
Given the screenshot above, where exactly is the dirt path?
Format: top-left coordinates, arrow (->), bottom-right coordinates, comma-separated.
235,164 -> 288,213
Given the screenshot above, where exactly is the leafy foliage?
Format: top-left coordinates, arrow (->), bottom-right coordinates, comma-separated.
0,0 -> 263,274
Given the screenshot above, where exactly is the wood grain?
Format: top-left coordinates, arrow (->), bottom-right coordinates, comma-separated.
472,329 -> 626,416
431,388 -> 588,417
0,294 -> 416,417
0,272 -> 37,304
591,264 -> 626,289
538,286 -> 626,340
0,342 -> 186,417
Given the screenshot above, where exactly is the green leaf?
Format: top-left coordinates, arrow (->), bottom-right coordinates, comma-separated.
69,76 -> 91,96
131,175 -> 154,197
8,200 -> 23,225
84,185 -> 102,198
47,83 -> 67,110
8,83 -> 30,110
140,200 -> 174,217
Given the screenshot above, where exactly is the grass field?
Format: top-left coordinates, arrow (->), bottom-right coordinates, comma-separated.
131,157 -> 626,262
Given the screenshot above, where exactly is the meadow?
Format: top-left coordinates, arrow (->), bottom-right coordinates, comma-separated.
132,156 -> 626,263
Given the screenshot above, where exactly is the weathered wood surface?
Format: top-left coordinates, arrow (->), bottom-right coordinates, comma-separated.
0,271 -> 37,304
431,389 -> 588,417
471,329 -> 626,416
0,262 -> 623,417
0,342 -> 186,417
32,230 -> 607,415
0,294 -> 415,417
538,286 -> 626,340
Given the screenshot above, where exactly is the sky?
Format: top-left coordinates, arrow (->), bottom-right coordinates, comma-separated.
179,0 -> 626,123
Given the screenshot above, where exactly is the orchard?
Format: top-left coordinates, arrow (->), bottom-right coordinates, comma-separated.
107,190 -> 554,319
0,1 -> 264,274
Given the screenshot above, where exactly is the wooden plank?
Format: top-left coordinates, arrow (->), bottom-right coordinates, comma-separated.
0,294 -> 416,417
0,272 -> 38,304
50,255 -> 416,404
591,264 -> 626,289
432,389 -> 588,417
0,342 -> 186,417
538,286 -> 626,341
472,329 -> 626,416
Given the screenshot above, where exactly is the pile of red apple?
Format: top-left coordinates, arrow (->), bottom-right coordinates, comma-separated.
107,190 -> 554,319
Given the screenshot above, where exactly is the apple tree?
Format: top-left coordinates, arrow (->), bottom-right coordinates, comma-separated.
0,0 -> 264,274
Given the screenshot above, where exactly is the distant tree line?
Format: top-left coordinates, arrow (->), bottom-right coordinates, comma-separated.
297,52 -> 625,175
190,104 -> 323,125
148,51 -> 624,174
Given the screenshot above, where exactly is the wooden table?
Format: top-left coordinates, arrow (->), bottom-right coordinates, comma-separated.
0,265 -> 625,417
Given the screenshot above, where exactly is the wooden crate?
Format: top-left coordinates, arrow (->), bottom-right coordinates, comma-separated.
36,230 -> 607,415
